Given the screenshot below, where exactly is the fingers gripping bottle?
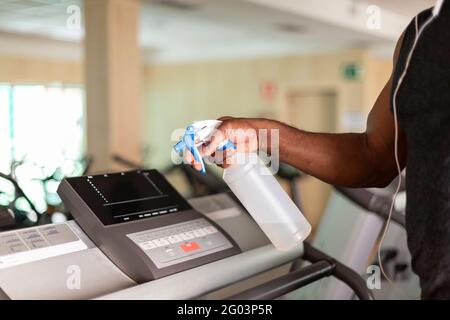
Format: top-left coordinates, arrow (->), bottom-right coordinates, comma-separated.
174,120 -> 311,251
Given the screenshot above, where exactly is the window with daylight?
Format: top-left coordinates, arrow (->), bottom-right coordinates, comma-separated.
0,84 -> 85,212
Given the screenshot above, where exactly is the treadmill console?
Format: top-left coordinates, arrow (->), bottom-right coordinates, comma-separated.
57,170 -> 240,282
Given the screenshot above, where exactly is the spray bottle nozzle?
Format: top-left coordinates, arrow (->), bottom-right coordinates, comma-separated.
173,140 -> 186,154
173,120 -> 235,175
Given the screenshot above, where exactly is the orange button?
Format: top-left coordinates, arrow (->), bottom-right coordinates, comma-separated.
180,242 -> 200,252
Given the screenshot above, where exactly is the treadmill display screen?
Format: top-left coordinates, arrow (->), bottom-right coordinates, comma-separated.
66,170 -> 191,225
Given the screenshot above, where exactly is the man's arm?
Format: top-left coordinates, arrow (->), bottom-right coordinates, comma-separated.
279,32 -> 408,187
192,34 -> 407,188
257,77 -> 406,188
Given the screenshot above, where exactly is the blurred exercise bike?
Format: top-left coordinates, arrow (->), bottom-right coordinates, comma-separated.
0,156 -> 92,230
0,160 -> 39,230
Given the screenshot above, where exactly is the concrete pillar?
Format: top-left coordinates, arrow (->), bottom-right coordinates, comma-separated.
84,0 -> 142,172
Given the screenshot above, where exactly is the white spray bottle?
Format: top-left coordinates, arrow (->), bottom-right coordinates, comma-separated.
174,120 -> 311,251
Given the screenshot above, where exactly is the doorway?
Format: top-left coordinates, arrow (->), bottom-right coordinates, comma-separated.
287,89 -> 337,237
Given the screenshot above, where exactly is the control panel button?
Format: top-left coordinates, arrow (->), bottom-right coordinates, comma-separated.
153,238 -> 169,247
165,248 -> 175,256
202,226 -> 218,235
180,242 -> 200,252
193,229 -> 206,237
139,241 -> 156,250
179,233 -> 190,240
168,235 -> 182,243
161,237 -> 172,244
126,218 -> 235,270
183,231 -> 196,240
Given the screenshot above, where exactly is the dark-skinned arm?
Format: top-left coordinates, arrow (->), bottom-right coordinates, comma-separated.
190,33 -> 407,188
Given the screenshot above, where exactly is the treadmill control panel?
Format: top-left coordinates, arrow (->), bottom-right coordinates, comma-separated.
127,218 -> 233,269
58,169 -> 240,282
0,223 -> 87,269
64,170 -> 191,225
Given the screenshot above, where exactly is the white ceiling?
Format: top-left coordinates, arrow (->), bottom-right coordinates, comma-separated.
359,0 -> 435,16
139,0 -> 392,62
0,0 -> 438,62
0,0 -> 81,41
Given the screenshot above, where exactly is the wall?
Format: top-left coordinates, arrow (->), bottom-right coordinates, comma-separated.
143,56 -> 281,168
0,49 -> 391,227
0,55 -> 83,84
143,50 -> 392,169
362,53 -> 393,113
0,50 -> 391,172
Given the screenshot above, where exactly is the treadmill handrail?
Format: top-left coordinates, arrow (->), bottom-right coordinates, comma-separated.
302,242 -> 374,300
229,243 -> 374,300
227,261 -> 335,300
335,186 -> 406,228
96,244 -> 304,300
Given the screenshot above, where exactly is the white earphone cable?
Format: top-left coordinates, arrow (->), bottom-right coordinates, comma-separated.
377,11 -> 439,291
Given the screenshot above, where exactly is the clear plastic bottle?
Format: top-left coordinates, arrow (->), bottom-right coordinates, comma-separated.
223,153 -> 311,251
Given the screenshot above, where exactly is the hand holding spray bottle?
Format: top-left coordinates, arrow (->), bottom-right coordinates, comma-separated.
174,120 -> 311,251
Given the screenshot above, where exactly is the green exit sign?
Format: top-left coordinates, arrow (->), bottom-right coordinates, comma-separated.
342,63 -> 362,81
